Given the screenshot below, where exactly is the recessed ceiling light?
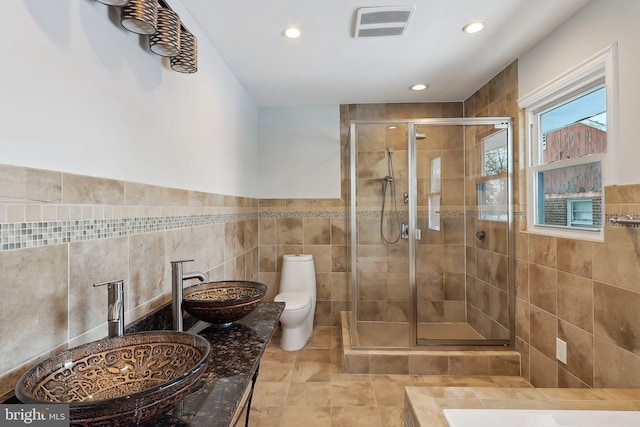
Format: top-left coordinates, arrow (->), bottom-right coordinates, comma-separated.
409,83 -> 428,91
283,27 -> 301,39
462,21 -> 484,34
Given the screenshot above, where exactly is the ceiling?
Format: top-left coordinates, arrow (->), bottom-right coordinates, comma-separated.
180,0 -> 590,106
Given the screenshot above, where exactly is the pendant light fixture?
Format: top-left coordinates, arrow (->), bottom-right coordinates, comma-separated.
121,0 -> 158,35
96,0 -> 196,74
170,31 -> 198,73
149,7 -> 181,56
95,0 -> 130,5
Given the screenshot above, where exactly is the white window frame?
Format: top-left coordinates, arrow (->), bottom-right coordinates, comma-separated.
519,43 -> 618,241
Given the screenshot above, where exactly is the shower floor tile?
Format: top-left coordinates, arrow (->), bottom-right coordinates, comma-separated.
353,321 -> 485,347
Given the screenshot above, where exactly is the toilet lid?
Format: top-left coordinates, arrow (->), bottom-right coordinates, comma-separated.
274,292 -> 311,310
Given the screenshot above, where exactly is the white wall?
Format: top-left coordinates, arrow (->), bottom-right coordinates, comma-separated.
518,0 -> 640,185
0,0 -> 259,197
257,105 -> 341,198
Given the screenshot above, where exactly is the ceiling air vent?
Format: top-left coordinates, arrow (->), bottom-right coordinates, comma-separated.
353,6 -> 416,38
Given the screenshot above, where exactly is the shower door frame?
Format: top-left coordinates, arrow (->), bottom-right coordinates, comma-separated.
348,117 -> 515,350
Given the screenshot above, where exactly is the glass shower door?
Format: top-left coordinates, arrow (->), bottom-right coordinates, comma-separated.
414,121 -> 513,346
351,121 -> 411,348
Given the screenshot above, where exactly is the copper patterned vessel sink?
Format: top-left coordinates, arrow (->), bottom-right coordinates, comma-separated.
182,280 -> 268,325
15,331 -> 210,427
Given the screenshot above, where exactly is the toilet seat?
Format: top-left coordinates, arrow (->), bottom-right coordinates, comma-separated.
274,292 -> 311,311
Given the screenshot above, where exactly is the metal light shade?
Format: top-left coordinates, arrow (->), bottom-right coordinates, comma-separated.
121,0 -> 158,35
150,8 -> 181,56
171,32 -> 198,73
96,0 -> 130,5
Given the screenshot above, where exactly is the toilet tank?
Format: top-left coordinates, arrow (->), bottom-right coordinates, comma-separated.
280,254 -> 316,300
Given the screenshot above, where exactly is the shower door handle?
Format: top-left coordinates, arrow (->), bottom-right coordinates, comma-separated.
401,224 -> 422,240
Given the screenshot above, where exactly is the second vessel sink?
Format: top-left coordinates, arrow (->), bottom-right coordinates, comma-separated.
182,280 -> 268,325
15,331 -> 210,426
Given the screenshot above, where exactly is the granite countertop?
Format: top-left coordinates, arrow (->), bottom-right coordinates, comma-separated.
150,301 -> 284,427
404,385 -> 640,427
3,301 -> 284,426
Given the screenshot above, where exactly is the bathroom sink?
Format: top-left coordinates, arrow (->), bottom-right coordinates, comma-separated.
15,331 -> 210,426
182,280 -> 268,325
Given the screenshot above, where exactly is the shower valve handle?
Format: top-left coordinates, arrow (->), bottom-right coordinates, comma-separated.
401,223 -> 409,239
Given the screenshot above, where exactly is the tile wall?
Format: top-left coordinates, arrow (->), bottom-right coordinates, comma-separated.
515,186 -> 640,388
257,198 -> 349,327
0,164 -> 259,399
467,61 -> 640,388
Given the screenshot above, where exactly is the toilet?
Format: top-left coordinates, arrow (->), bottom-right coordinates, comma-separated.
274,254 -> 316,351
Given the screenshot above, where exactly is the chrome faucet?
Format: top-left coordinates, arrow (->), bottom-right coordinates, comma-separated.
171,260 -> 206,332
93,279 -> 125,337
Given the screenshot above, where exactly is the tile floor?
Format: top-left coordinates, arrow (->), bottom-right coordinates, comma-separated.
248,326 -> 531,426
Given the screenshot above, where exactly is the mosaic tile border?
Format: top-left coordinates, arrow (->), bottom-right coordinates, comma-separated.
0,213 -> 258,252
0,208 -> 528,252
258,210 -> 346,219
356,210 -> 494,218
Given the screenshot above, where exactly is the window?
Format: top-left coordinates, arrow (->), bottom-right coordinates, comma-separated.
519,43 -> 618,240
478,130 -> 508,221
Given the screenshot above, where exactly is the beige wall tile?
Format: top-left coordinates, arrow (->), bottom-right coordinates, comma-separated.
594,227 -> 640,293
343,354 -> 369,374
558,320 -> 593,386
369,355 -> 409,375
594,337 -> 640,388
557,238 -> 592,278
69,237 -> 129,338
449,355 -> 490,375
0,245 -> 68,374
276,217 -> 303,245
529,348 -> 558,388
408,355 -> 449,375
62,173 -> 124,205
557,366 -> 589,388
0,164 -> 61,203
515,259 -> 529,302
331,245 -> 347,273
6,204 -> 25,222
129,231 -> 166,309
304,217 -> 331,245
489,354 -> 521,376
594,281 -> 640,356
529,234 -> 556,268
529,264 -> 557,314
209,222 -> 225,267
529,306 -> 556,360
259,217 -> 276,245
125,182 -> 189,206
305,245 -> 331,273
515,298 -> 530,342
557,272 -> 593,332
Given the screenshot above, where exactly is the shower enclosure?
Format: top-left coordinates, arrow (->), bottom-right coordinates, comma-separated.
347,117 -> 514,349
